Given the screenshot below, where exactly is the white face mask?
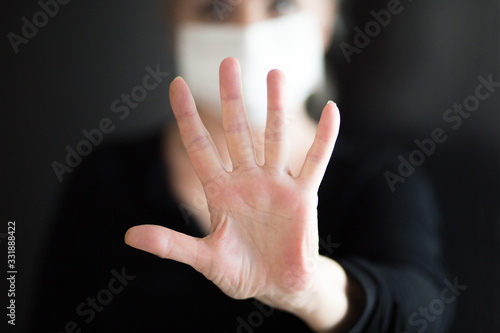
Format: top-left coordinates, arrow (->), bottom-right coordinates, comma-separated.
175,12 -> 325,129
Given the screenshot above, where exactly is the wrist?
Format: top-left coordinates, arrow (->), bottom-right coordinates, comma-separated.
289,256 -> 365,333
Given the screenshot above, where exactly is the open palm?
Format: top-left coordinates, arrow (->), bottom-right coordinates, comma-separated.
125,57 -> 340,310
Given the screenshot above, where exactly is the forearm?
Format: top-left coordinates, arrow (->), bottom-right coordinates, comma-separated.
288,256 -> 366,333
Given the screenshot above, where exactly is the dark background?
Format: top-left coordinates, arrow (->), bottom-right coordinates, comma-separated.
1,0 -> 499,332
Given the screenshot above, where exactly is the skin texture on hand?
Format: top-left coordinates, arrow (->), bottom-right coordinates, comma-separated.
124,58 -> 361,332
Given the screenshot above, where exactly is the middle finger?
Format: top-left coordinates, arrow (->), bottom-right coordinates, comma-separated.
220,57 -> 257,170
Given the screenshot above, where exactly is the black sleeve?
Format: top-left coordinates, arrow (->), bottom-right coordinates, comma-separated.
30,149 -> 116,330
320,145 -> 455,333
29,143 -> 156,331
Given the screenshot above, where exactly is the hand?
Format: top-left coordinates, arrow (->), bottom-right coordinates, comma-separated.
125,58 -> 350,331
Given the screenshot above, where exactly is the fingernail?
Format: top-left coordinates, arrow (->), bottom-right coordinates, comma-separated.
327,100 -> 336,105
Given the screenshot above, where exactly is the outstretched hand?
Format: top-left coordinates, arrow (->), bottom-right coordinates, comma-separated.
125,58 -> 347,330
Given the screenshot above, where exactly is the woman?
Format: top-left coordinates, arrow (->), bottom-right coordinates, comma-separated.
33,1 -> 453,332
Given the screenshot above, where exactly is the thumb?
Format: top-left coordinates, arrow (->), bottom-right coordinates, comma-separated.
125,225 -> 208,271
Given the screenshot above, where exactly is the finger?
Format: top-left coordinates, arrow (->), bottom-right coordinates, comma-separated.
220,57 -> 256,169
264,69 -> 290,169
125,225 -> 210,273
170,77 -> 225,184
299,101 -> 340,188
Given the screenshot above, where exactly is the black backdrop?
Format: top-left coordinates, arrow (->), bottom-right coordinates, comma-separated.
1,0 -> 499,332
331,1 -> 500,332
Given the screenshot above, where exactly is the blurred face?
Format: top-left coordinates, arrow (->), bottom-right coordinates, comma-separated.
164,0 -> 337,128
164,0 -> 336,50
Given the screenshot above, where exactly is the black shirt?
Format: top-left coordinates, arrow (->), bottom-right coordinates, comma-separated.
32,132 -> 453,332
